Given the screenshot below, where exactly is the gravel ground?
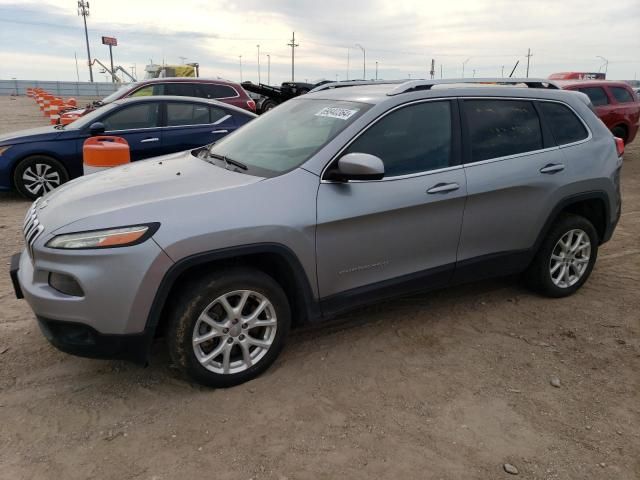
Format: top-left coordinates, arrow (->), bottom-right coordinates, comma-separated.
0,96 -> 638,480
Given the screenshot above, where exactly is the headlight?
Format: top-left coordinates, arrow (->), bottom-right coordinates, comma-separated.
0,145 -> 12,156
46,224 -> 159,249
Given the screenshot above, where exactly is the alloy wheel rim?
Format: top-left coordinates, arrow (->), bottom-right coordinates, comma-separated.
549,229 -> 591,288
192,290 -> 277,374
22,163 -> 61,195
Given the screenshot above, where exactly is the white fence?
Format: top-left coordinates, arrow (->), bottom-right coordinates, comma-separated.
0,80 -> 121,97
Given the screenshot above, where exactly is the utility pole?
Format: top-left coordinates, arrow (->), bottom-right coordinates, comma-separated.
525,48 -> 532,78
346,48 -> 350,80
266,54 -> 270,85
501,65 -> 505,78
74,52 -> 80,82
430,59 -> 435,79
375,61 -> 378,80
239,55 -> 243,82
355,44 -> 365,79
77,1 -> 93,82
473,69 -> 476,78
287,32 -> 299,82
256,44 -> 261,84
440,64 -> 443,78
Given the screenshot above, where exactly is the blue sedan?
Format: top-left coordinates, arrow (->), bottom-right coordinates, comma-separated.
0,96 -> 256,199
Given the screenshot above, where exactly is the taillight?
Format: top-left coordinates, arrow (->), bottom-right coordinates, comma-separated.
247,100 -> 256,112
614,137 -> 624,157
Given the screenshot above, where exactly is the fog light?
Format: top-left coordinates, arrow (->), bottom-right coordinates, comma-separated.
48,272 -> 84,297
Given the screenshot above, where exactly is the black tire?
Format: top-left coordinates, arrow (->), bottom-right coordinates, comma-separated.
167,267 -> 291,388
13,155 -> 69,200
260,99 -> 277,113
611,125 -> 628,145
525,213 -> 598,298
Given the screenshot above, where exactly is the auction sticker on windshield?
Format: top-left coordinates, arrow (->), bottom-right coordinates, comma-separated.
315,107 -> 359,120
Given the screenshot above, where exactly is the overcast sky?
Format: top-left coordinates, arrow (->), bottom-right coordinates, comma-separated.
0,0 -> 638,84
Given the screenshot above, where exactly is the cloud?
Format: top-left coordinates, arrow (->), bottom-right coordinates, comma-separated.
0,0 -> 638,83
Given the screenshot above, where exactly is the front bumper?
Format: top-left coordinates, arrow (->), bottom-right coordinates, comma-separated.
10,258 -> 145,360
36,316 -> 148,363
10,239 -> 173,362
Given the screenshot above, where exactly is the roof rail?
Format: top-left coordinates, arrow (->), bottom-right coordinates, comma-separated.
309,80 -> 402,93
386,78 -> 559,95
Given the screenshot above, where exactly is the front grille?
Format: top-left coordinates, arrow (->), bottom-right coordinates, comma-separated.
23,198 -> 44,258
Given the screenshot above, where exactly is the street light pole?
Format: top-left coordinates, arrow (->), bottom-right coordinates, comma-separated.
375,61 -> 378,80
266,54 -> 271,85
462,58 -> 470,78
257,44 -> 261,84
77,1 -> 93,82
355,43 -> 365,79
597,56 -> 609,75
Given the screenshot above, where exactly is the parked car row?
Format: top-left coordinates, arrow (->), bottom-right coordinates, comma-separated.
0,96 -> 256,199
10,78 -> 623,387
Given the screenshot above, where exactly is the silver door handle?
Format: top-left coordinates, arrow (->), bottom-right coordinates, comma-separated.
539,163 -> 565,174
211,129 -> 228,134
427,182 -> 460,194
140,137 -> 159,143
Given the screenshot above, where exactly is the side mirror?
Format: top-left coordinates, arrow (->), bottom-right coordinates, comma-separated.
326,153 -> 385,182
89,122 -> 106,136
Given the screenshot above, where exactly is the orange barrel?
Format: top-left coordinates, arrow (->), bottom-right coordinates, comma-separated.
26,88 -> 34,98
60,115 -> 78,125
49,104 -> 61,125
83,136 -> 131,175
66,97 -> 77,107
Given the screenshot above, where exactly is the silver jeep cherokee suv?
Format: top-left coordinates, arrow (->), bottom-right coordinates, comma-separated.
10,79 -> 623,387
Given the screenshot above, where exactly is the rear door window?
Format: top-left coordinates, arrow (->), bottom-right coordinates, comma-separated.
577,87 -> 609,106
102,103 -> 160,131
164,83 -> 196,97
166,103 -> 212,126
464,100 -> 543,162
538,102 -> 588,146
610,87 -> 634,103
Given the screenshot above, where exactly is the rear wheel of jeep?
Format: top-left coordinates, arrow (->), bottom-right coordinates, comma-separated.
167,268 -> 291,388
525,214 -> 598,298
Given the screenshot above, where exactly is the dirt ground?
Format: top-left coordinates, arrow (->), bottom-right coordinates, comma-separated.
0,96 -> 638,480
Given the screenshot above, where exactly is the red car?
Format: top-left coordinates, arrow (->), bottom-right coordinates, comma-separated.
62,77 -> 256,121
556,80 -> 640,144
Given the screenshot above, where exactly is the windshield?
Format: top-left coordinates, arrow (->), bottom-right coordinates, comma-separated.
66,103 -> 119,130
208,98 -> 371,175
100,83 -> 136,104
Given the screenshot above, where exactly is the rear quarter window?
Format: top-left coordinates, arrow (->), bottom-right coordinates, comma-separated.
196,84 -> 239,99
610,87 -> 634,103
538,102 -> 588,146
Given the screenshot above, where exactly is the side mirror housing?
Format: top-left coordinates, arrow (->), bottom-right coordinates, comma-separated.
326,152 -> 385,182
89,122 -> 106,136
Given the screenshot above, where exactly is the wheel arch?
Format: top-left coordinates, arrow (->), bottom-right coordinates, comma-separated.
535,192 -> 610,253
144,243 -> 319,351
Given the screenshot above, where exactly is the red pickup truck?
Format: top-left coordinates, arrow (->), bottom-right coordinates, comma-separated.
556,80 -> 640,144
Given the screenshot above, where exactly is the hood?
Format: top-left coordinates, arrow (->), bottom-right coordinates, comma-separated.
0,126 -> 60,144
37,150 -> 264,233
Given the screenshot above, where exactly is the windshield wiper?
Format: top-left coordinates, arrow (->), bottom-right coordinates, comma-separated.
208,152 -> 248,171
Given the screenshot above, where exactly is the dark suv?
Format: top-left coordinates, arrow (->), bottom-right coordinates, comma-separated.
62,78 -> 256,120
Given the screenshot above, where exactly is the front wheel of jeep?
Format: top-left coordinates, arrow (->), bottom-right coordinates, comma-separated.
167,268 -> 291,388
